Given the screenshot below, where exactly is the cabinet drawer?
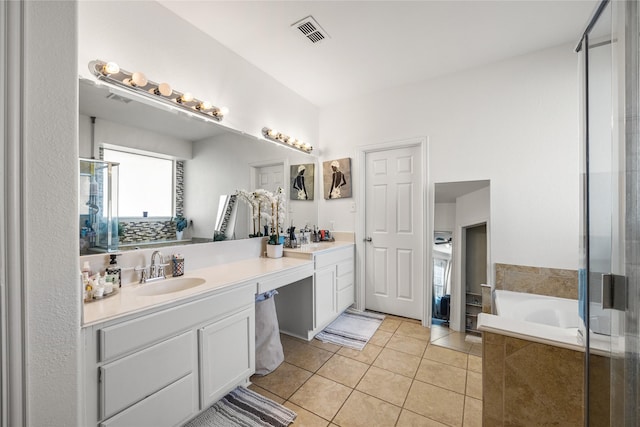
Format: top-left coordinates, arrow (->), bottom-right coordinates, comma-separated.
315,246 -> 354,270
100,331 -> 195,420
100,373 -> 196,427
336,259 -> 354,277
99,282 -> 255,362
337,273 -> 353,291
337,285 -> 354,312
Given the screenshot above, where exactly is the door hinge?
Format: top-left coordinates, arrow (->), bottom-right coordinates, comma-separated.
601,274 -> 627,310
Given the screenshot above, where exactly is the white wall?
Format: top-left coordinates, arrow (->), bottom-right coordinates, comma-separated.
19,1 -> 80,425
434,203 -> 456,231
78,1 -> 318,148
320,44 -> 580,271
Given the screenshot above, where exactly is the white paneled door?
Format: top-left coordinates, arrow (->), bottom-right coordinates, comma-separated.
364,145 -> 423,319
254,164 -> 284,193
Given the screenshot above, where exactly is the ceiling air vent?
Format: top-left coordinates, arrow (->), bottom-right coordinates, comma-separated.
291,16 -> 330,44
106,93 -> 132,104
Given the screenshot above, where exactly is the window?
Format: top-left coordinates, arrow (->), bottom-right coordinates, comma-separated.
103,148 -> 173,217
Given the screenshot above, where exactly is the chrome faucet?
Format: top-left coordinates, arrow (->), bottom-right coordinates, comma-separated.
135,251 -> 168,283
150,250 -> 167,280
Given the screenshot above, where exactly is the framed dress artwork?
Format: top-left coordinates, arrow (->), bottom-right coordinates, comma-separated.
290,163 -> 315,200
322,157 -> 352,199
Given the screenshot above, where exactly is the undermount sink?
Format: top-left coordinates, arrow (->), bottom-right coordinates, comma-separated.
134,277 -> 206,296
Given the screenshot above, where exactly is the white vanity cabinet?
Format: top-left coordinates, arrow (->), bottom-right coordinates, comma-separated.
314,246 -> 355,330
276,244 -> 355,340
83,282 -> 256,427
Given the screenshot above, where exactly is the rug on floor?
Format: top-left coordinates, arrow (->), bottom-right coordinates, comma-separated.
184,386 -> 296,427
315,308 -> 385,350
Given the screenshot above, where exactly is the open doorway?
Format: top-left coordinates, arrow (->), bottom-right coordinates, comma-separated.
430,180 -> 489,355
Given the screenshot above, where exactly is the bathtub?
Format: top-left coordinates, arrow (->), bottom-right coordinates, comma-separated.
477,289 -> 584,351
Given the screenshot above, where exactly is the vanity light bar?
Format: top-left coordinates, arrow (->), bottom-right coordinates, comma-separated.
89,60 -> 229,122
262,127 -> 313,154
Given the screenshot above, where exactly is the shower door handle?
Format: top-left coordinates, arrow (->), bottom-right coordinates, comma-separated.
364,237 -> 372,242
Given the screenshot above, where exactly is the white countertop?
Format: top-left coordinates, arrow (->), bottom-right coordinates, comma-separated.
83,256 -> 312,327
283,240 -> 354,256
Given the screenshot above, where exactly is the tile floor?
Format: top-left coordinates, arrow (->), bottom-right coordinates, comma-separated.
429,325 -> 483,357
249,316 -> 482,427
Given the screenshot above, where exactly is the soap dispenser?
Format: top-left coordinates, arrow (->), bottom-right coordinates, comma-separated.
106,253 -> 122,287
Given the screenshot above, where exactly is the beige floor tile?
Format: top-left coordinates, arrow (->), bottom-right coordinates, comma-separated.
469,344 -> 483,357
379,318 -> 402,332
247,384 -> 286,404
467,355 -> 482,373
415,358 -> 467,394
397,410 -> 449,426
385,334 -> 428,357
333,390 -> 401,427
465,370 -> 482,400
423,344 -> 469,369
356,365 -> 412,407
404,380 -> 465,427
373,348 -> 421,378
338,343 -> 383,365
395,322 -> 431,342
289,375 -> 352,421
317,354 -> 369,388
251,362 -> 313,399
310,338 -> 341,353
431,332 -> 472,353
463,396 -> 482,427
285,340 -> 334,372
284,401 -> 330,427
369,329 -> 394,347
429,325 -> 453,341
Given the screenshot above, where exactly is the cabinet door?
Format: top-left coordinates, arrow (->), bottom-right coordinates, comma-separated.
199,306 -> 255,409
315,266 -> 337,329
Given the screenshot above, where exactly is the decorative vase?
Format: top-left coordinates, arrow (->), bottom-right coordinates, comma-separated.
176,230 -> 184,240
266,243 -> 283,259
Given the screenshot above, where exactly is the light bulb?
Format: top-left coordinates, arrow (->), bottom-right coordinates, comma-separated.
102,62 -> 120,75
198,101 -> 212,111
178,92 -> 194,103
288,138 -> 296,146
131,72 -> 148,87
219,106 -> 229,116
154,82 -> 172,97
267,129 -> 277,138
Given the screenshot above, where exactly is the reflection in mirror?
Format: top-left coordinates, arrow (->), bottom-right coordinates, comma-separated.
79,77 -> 318,253
432,231 -> 453,327
430,180 -> 490,356
213,195 -> 238,241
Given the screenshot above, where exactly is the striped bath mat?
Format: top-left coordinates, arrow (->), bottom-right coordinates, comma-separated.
315,308 -> 385,350
184,386 -> 296,427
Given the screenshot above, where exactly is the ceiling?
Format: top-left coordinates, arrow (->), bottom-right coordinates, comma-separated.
158,0 -> 598,108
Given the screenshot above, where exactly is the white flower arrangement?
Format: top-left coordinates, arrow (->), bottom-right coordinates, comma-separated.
237,187 -> 286,243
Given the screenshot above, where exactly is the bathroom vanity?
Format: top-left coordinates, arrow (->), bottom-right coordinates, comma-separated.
81,239 -> 354,427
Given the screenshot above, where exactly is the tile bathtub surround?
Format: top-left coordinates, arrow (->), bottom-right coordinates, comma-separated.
250,316 -> 482,427
494,263 -> 579,299
482,331 -> 584,426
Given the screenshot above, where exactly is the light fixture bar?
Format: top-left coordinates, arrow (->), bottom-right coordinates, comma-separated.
262,127 -> 313,154
88,60 -> 228,122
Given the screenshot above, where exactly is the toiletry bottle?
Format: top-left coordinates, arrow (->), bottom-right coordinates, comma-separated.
105,253 -> 122,287
82,261 -> 92,276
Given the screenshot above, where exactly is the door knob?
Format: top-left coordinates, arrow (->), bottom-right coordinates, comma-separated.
364,237 -> 372,242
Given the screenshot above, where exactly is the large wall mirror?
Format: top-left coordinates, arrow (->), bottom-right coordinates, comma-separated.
79,78 -> 318,254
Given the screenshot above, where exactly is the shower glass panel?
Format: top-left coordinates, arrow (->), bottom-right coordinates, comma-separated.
578,0 -> 639,425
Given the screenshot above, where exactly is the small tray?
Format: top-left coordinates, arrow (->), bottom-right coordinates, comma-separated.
84,287 -> 119,303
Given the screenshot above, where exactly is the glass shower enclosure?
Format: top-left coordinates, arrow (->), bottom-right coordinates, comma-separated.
577,0 -> 639,425
79,158 -> 119,254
